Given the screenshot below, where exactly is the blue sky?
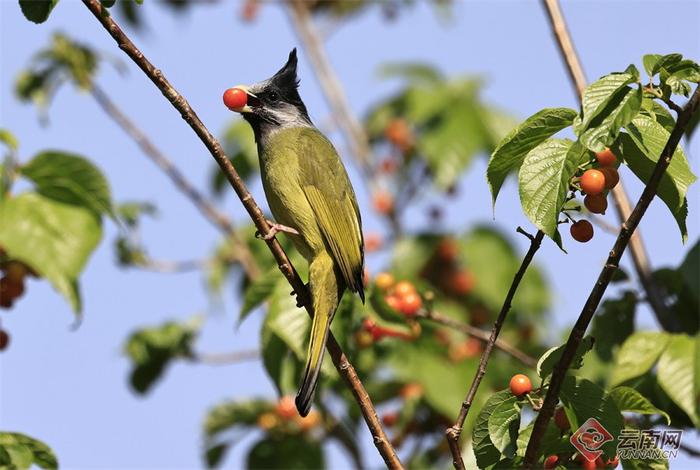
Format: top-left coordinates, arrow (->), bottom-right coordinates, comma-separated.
1,0 -> 699,468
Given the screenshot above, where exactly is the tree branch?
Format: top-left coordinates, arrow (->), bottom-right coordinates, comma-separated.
540,0 -> 676,331
90,84 -> 261,280
523,85 -> 700,467
445,229 -> 545,469
415,309 -> 537,368
80,1 -> 402,468
192,349 -> 260,365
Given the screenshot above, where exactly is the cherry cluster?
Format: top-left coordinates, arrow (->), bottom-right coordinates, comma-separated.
256,396 -> 322,432
570,148 -> 620,243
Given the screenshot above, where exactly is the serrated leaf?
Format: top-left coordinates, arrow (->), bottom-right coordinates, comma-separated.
575,72 -> 638,135
473,389 -> 512,468
537,336 -> 594,379
518,139 -> 587,241
619,115 -> 697,240
610,331 -> 669,386
0,192 -> 102,313
488,108 -> 577,206
487,398 -> 520,459
560,377 -> 624,459
609,386 -> 670,425
19,0 -> 59,23
657,334 -> 699,426
579,85 -> 642,152
21,151 -> 114,218
652,54 -> 683,76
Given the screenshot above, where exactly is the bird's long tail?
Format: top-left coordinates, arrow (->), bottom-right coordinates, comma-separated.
295,252 -> 340,417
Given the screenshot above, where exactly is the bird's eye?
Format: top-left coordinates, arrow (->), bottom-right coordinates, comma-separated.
268,91 -> 280,102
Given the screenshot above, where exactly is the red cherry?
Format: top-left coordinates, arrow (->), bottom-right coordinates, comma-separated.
398,292 -> 422,317
600,167 -> 620,190
570,220 -> 594,243
385,295 -> 401,311
596,148 -> 617,167
382,412 -> 399,427
584,194 -> 608,214
554,407 -> 569,430
543,455 -> 559,469
509,374 -> 532,396
372,190 -> 394,215
223,87 -> 248,110
605,455 -> 619,468
393,281 -> 416,298
580,169 -> 606,196
364,232 -> 383,253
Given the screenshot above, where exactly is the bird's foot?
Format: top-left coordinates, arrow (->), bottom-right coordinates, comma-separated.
256,220 -> 300,240
291,283 -> 311,308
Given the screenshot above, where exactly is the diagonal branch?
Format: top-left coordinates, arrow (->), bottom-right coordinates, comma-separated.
445,228 -> 545,470
541,0 -> 676,331
80,1 -> 402,468
415,309 -> 537,367
523,85 -> 700,467
90,84 -> 261,280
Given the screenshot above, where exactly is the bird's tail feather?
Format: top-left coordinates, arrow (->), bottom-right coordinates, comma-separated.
295,253 -> 339,417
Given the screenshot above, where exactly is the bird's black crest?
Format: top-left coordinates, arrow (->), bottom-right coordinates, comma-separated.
271,48 -> 300,91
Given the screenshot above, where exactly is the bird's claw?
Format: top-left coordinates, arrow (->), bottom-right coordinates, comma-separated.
291,284 -> 310,308
259,221 -> 300,241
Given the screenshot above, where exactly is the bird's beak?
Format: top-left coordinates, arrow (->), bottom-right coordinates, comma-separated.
230,84 -> 258,113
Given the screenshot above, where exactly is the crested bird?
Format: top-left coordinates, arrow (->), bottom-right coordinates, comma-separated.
227,49 -> 365,416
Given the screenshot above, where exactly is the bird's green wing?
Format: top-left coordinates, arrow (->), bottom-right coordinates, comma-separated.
298,128 -> 365,300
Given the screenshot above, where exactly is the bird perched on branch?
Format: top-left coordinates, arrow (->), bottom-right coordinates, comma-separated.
225,49 -> 365,416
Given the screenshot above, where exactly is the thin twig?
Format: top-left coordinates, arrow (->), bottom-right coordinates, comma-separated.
445,229 -> 545,469
680,442 -> 700,459
192,349 -> 260,365
80,1 -> 402,467
523,85 -> 700,467
132,257 -> 206,273
415,310 -> 537,368
540,0 -> 676,331
90,85 -> 260,280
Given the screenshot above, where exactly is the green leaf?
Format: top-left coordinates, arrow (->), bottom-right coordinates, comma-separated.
619,115 -> 697,241
204,399 -> 271,438
239,270 -> 280,326
487,108 -> 577,206
19,0 -> 59,23
124,320 -> 198,394
560,377 -> 624,459
574,71 -> 638,135
621,454 -> 668,470
643,54 -> 662,77
0,432 -> 58,469
578,85 -> 642,152
100,0 -> 116,7
537,336 -> 594,379
487,397 -> 520,459
591,292 -> 636,360
610,331 -> 669,386
0,192 -> 102,312
21,151 -> 114,218
246,435 -> 324,470
518,139 -> 587,241
679,240 -> 699,302
609,386 -> 670,424
473,389 -> 512,468
0,129 -> 18,152
657,334 -> 699,426
205,443 -> 228,469
652,54 -> 683,76
213,121 -> 257,195
652,268 -> 699,334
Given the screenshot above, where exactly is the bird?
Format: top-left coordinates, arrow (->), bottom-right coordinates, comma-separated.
226,49 -> 365,416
